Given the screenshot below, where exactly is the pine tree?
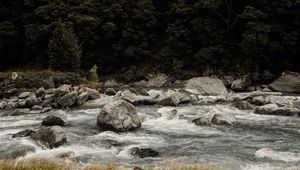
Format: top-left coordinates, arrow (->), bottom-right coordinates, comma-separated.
48,21 -> 81,71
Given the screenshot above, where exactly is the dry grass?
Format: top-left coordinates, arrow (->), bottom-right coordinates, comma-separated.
0,159 -> 217,170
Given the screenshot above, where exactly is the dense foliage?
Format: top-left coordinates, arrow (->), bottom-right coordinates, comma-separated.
0,0 -> 299,75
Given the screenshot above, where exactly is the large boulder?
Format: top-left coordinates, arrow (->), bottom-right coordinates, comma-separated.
57,91 -> 78,107
30,126 -> 67,149
85,87 -> 101,99
121,90 -> 158,106
269,71 -> 300,93
42,110 -> 68,126
184,77 -> 228,96
76,92 -> 89,105
97,100 -> 141,132
231,75 -> 252,92
147,74 -> 170,87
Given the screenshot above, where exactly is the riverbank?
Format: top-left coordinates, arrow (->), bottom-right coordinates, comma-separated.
0,159 -> 215,170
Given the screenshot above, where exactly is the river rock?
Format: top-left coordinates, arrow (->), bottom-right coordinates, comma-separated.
97,100 -> 141,132
211,114 -> 236,126
0,101 -> 6,109
129,87 -> 149,96
105,88 -> 117,96
36,87 -> 46,97
76,91 -> 89,105
192,117 -> 211,126
269,71 -> 300,93
130,147 -> 159,158
85,87 -> 101,99
232,100 -> 254,110
12,129 -> 36,138
42,110 -> 68,126
30,126 -> 67,149
104,79 -> 118,87
231,75 -> 252,92
6,145 -> 36,159
18,92 -> 31,99
54,84 -> 71,99
9,108 -> 31,116
26,94 -> 39,107
158,95 -> 180,106
57,91 -> 78,107
184,77 -> 228,96
147,74 -> 170,87
254,104 -> 296,116
55,151 -> 75,159
121,90 -> 158,106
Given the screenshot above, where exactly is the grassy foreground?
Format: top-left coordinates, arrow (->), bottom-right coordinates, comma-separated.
0,159 -> 217,170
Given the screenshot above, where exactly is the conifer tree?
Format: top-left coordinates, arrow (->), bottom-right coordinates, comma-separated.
48,21 -> 81,71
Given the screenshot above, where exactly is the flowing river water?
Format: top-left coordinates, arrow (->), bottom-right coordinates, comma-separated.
1,90 -> 300,170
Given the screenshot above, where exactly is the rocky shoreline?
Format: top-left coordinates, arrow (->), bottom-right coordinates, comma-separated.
0,71 -> 300,161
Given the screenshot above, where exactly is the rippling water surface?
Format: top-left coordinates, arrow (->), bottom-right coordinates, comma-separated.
1,92 -> 300,170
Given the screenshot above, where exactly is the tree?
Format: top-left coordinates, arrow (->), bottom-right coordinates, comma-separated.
48,21 -> 81,71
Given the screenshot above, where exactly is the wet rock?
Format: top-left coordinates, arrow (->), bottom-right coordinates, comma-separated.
12,129 -> 36,138
41,107 -> 52,113
105,88 -> 117,96
9,108 -> 31,116
6,145 -> 36,159
147,74 -> 170,87
160,108 -> 184,120
158,95 -> 180,106
18,92 -> 31,99
246,86 -> 256,92
32,105 -> 42,110
231,75 -> 252,92
121,90 -> 158,106
269,71 -> 300,93
85,87 -> 101,100
192,117 -> 211,126
184,77 -> 228,96
101,139 -> 122,149
222,76 -> 234,88
129,87 -> 149,96
232,100 -> 254,110
130,147 -> 159,158
54,84 -> 71,99
0,101 -> 6,109
97,100 -> 141,132
76,92 -> 89,105
42,110 -> 68,126
247,96 -> 269,106
211,114 -> 236,126
254,104 -> 297,116
26,94 -> 39,107
55,151 -> 75,159
36,87 -> 46,97
262,87 -> 273,92
57,91 -> 78,107
30,126 -> 67,149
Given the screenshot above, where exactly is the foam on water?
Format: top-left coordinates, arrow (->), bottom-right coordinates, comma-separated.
255,148 -> 300,162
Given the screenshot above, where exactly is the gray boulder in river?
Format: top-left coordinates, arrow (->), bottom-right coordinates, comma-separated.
97,100 -> 141,132
269,71 -> 300,93
184,77 -> 228,96
42,110 -> 68,126
30,126 -> 67,149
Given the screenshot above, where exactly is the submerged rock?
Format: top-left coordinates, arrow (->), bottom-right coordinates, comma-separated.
97,100 -> 141,132
42,110 -> 68,126
6,145 -> 36,159
30,126 -> 67,149
130,147 -> 159,158
192,117 -> 211,126
211,114 -> 236,126
184,77 -> 228,96
12,129 -> 36,138
55,151 -> 75,159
